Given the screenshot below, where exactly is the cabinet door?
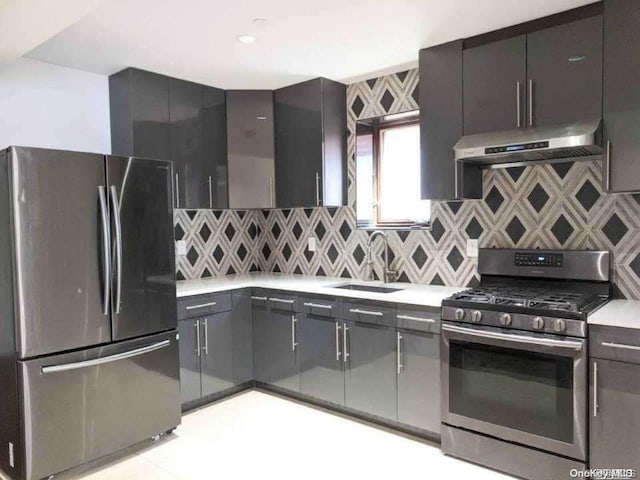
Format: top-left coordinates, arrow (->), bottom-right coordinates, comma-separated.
603,0 -> 640,193
299,316 -> 344,406
590,359 -> 640,471
178,319 -> 201,404
200,312 -> 234,397
203,86 -> 228,208
170,79 -> 204,208
130,69 -> 171,160
397,331 -> 440,433
227,90 -> 275,208
463,35 -> 526,135
232,290 -> 253,384
344,322 -> 397,421
253,306 -> 300,392
274,79 -> 323,208
527,15 -> 602,128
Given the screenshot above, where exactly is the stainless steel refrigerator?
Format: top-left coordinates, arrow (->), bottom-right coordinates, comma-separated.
0,147 -> 180,480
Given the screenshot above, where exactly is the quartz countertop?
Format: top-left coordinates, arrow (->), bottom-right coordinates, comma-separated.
177,272 -> 465,308
588,300 -> 640,330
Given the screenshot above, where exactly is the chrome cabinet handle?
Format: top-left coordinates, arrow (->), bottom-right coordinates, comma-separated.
269,177 -> 274,208
304,302 -> 332,310
195,320 -> 201,357
397,332 -> 403,374
203,318 -> 209,355
185,301 -> 217,310
343,323 -> 349,363
251,296 -> 267,301
41,340 -> 171,374
605,140 -> 611,192
442,324 -> 584,350
528,79 -> 534,127
208,176 -> 213,208
349,308 -> 383,317
335,322 -> 341,361
516,81 -> 522,128
601,341 -> 640,352
593,361 -> 598,417
175,173 -> 180,208
315,172 -> 321,206
270,297 -> 295,305
291,315 -> 298,351
454,160 -> 459,199
98,186 -> 111,316
397,314 -> 436,324
109,186 -> 123,315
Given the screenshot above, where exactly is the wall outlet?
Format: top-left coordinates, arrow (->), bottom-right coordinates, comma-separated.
308,237 -> 316,252
466,239 -> 479,258
176,240 -> 187,256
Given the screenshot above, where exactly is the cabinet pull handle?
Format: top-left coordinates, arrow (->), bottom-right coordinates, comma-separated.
605,140 -> 611,192
349,308 -> 383,317
175,173 -> 180,208
516,81 -> 522,128
454,160 -> 459,199
335,321 -> 341,361
528,79 -> 534,127
291,315 -> 298,351
315,172 -> 321,206
270,297 -> 295,305
397,314 -> 436,323
195,320 -> 201,357
269,177 -> 274,208
343,323 -> 349,363
186,301 -> 217,310
203,318 -> 209,355
208,176 -> 213,209
251,296 -> 267,301
601,341 -> 640,352
397,332 -> 403,374
303,302 -> 332,310
593,361 -> 598,417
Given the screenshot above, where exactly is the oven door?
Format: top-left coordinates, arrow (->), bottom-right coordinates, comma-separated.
441,322 -> 587,460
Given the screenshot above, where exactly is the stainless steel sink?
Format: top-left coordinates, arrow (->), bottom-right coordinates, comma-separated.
330,283 -> 403,294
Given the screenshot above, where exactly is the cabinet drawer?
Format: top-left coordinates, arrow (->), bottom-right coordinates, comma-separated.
178,293 -> 232,319
590,325 -> 640,364
342,301 -> 396,327
396,306 -> 440,334
300,296 -> 339,318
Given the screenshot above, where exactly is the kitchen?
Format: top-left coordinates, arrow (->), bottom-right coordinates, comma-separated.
0,0 -> 638,479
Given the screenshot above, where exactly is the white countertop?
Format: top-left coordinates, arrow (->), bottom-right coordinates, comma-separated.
177,272 -> 466,308
588,299 -> 640,330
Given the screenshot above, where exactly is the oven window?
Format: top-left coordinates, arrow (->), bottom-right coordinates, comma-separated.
449,341 -> 574,443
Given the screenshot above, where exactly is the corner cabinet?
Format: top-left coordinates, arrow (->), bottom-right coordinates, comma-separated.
603,0 -> 640,193
419,41 -> 481,200
274,78 -> 347,208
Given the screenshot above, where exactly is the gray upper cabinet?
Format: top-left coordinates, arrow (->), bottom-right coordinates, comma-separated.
227,90 -> 275,209
274,78 -> 347,208
603,0 -> 640,193
109,68 -> 171,161
463,35 -> 527,135
203,86 -> 229,209
526,15 -> 602,128
419,40 -> 481,200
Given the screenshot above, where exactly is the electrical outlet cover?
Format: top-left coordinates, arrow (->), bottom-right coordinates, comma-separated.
176,240 -> 187,256
308,237 -> 316,252
466,239 -> 479,258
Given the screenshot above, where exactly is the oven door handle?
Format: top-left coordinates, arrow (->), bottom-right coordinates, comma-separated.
442,324 -> 584,351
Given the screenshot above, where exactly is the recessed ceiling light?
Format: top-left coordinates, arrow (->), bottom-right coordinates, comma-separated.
237,34 -> 256,44
253,18 -> 267,26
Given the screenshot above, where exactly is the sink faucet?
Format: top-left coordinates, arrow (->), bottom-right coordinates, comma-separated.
366,230 -> 398,283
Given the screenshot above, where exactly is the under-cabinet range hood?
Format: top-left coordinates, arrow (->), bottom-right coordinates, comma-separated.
454,119 -> 602,167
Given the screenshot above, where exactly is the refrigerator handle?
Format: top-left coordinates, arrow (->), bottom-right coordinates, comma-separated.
98,186 -> 111,316
109,186 -> 123,314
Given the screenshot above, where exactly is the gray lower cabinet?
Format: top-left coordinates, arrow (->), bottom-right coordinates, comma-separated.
200,311 -> 234,397
178,318 -> 201,405
299,315 -> 344,406
344,321 -> 397,422
397,330 -> 440,433
232,290 -> 253,384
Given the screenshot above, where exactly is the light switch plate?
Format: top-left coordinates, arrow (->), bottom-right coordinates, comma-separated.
308,237 -> 316,252
176,240 -> 187,256
466,239 -> 479,258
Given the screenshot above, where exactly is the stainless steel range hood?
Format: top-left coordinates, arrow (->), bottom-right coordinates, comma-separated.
454,119 -> 602,167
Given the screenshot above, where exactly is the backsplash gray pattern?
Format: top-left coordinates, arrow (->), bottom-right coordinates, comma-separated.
175,68 -> 640,299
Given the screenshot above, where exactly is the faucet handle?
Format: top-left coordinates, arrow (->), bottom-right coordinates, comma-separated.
385,269 -> 399,283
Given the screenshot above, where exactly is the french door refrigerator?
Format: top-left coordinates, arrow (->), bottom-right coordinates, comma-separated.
0,147 -> 180,480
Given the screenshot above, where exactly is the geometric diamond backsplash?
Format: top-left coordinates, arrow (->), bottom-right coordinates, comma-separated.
175,67 -> 640,300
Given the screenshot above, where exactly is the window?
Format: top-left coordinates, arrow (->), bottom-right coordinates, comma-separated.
356,112 -> 430,228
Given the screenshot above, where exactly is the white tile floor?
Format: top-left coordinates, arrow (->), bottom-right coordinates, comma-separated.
15,391 -> 515,479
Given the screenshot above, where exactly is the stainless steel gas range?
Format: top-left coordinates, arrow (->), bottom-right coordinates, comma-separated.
440,248 -> 611,480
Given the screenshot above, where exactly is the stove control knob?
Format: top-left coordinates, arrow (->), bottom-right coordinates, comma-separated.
471,310 -> 483,323
499,313 -> 512,327
532,317 -> 545,330
553,319 -> 567,333
454,309 -> 465,321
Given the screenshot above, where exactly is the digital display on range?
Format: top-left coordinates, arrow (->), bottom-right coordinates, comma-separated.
506,145 -> 525,152
514,252 -> 563,267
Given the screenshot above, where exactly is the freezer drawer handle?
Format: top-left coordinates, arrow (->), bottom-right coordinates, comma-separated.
601,341 -> 640,352
397,314 -> 436,324
41,340 -> 171,374
185,302 -> 217,310
349,308 -> 383,317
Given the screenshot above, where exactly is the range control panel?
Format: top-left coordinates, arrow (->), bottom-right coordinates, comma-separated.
514,252 -> 563,267
485,141 -> 549,154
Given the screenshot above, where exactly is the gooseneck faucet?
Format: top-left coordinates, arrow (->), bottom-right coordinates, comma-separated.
366,230 -> 398,283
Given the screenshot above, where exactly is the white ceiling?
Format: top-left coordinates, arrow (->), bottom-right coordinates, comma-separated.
26,0 -> 595,89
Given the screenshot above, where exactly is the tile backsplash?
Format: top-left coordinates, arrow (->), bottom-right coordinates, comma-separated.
174,68 -> 640,299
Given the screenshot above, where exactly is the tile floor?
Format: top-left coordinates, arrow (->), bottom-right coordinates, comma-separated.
9,391 -> 514,479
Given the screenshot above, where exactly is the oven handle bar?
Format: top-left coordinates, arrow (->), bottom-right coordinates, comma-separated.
442,324 -> 584,350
